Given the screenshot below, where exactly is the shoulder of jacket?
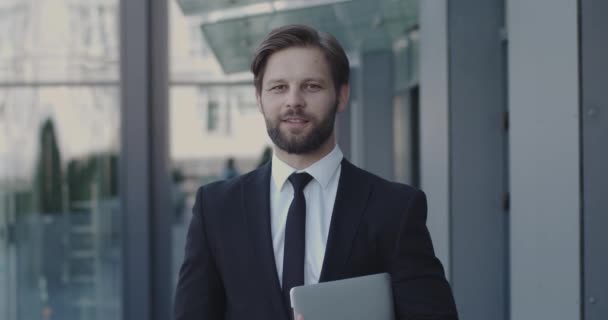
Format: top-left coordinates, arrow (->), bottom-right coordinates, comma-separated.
346,162 -> 421,197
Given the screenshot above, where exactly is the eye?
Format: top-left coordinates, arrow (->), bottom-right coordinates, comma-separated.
268,84 -> 287,92
304,83 -> 322,91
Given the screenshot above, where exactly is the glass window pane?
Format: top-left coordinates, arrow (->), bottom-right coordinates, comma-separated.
169,0 -> 251,82
0,1 -> 120,83
0,86 -> 121,320
169,84 -> 270,292
1,0 -> 122,319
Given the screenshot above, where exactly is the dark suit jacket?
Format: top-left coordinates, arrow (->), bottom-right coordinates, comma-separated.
174,159 -> 458,320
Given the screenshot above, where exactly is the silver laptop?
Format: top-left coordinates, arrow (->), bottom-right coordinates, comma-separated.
290,273 -> 395,320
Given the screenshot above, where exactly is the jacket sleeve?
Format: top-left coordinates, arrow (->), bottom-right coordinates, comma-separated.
174,187 -> 226,320
390,189 -> 459,320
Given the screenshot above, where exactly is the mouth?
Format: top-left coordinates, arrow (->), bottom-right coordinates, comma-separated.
281,117 -> 310,130
282,117 -> 309,123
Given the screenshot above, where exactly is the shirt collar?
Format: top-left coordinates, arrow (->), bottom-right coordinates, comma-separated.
271,145 -> 343,191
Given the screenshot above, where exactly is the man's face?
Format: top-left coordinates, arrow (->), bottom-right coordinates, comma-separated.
256,46 -> 348,154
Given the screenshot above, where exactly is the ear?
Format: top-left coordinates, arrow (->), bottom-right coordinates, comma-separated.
336,84 -> 350,113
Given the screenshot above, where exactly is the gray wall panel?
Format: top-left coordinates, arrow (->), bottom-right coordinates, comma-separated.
360,51 -> 395,180
420,0 -> 451,275
447,1 -> 507,319
581,0 -> 608,318
507,0 -> 581,319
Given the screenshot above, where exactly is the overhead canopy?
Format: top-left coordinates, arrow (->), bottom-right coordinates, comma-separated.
177,0 -> 266,16
177,0 -> 418,74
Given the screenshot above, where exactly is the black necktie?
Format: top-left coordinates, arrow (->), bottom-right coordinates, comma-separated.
283,172 -> 313,315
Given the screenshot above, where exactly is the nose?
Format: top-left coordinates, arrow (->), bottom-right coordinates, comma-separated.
285,87 -> 305,108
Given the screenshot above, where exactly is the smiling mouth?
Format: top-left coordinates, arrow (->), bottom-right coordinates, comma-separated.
283,118 -> 309,124
281,118 -> 310,132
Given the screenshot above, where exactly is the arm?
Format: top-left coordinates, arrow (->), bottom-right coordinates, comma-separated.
390,190 -> 458,320
174,187 -> 226,320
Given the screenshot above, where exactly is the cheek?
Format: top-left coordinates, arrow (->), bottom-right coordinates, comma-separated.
308,96 -> 336,113
262,107 -> 283,124
261,95 -> 284,109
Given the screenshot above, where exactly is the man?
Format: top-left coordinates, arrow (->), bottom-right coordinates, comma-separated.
174,24 -> 458,320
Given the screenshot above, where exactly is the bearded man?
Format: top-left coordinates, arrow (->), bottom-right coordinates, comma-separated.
174,24 -> 458,320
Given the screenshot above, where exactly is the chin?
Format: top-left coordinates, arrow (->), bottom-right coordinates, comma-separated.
281,126 -> 311,138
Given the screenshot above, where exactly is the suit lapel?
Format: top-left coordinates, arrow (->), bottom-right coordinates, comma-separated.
319,159 -> 372,282
242,163 -> 289,320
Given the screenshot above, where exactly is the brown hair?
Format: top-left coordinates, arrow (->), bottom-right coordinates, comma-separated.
250,24 -> 350,94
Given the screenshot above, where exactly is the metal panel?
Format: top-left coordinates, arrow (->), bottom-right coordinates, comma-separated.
150,0 -> 172,319
447,1 -> 507,319
507,0 -> 581,319
121,0 -> 152,318
581,0 -> 608,318
120,0 -> 171,319
419,0 -> 450,275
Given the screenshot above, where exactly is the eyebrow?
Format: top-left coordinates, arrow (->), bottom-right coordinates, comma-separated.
264,78 -> 328,85
302,78 -> 327,84
264,79 -> 285,86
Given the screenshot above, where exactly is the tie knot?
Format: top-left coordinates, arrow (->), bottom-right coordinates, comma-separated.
288,172 -> 313,192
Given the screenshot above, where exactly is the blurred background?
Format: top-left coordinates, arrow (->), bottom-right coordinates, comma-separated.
0,0 -> 606,320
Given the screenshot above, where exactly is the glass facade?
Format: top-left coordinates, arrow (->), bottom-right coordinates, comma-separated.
0,1 -> 121,319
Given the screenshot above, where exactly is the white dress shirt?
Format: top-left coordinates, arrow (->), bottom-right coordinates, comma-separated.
270,145 -> 343,286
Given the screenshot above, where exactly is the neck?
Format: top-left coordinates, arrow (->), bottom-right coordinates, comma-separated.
274,136 -> 336,170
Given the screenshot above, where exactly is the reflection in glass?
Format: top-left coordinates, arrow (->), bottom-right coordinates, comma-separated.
0,0 -> 119,83
0,87 -> 121,320
169,84 -> 271,293
170,85 -> 269,182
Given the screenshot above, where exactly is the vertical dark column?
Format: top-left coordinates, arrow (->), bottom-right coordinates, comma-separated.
121,0 -> 170,319
410,86 -> 420,187
121,0 -> 151,318
581,0 -> 608,318
150,0 -> 171,319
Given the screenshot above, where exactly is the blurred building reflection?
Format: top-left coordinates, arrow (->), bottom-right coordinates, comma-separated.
0,1 -> 121,319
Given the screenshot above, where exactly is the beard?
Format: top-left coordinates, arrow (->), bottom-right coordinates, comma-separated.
263,101 -> 338,155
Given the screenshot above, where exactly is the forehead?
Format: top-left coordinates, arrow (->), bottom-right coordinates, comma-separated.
263,46 -> 332,82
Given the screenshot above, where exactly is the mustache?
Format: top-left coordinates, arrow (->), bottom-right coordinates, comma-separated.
280,109 -> 311,120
